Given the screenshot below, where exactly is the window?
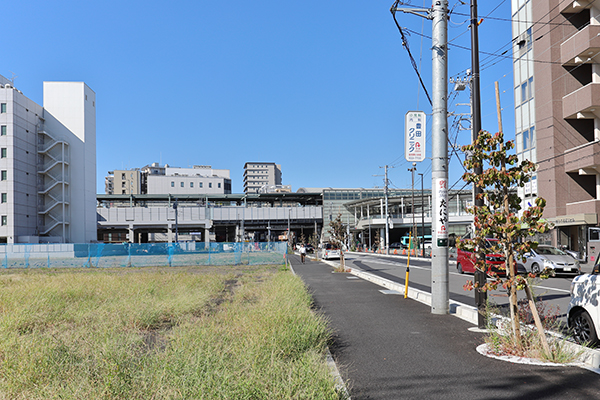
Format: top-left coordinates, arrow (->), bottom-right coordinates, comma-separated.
199,182 -> 203,188
218,182 -> 221,188
1,216 -> 6,226
180,182 -> 184,187
0,126 -> 5,136
209,182 -> 212,188
121,173 -> 126,179
0,148 -> 6,158
0,104 -> 5,113
1,171 -> 6,181
171,181 -> 175,187
190,182 -> 194,188
122,189 -> 126,194
1,193 -> 6,203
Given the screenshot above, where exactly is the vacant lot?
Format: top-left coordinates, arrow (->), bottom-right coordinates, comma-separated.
0,265 -> 343,399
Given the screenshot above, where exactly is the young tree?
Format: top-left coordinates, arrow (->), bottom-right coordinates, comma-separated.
309,231 -> 320,260
328,213 -> 348,269
459,130 -> 552,351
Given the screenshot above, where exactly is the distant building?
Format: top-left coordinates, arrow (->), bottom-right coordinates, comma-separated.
0,74 -> 96,243
243,162 -> 282,194
105,164 -> 232,195
105,169 -> 142,195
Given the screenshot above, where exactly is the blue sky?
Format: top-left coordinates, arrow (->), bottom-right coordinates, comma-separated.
3,0 -> 514,194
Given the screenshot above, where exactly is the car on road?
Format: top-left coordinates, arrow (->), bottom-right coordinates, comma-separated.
456,238 -> 527,276
320,243 -> 340,260
457,238 -> 506,275
568,260 -> 600,344
305,244 -> 314,253
389,242 -> 404,250
521,245 -> 581,275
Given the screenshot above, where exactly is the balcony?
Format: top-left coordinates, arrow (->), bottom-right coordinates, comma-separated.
566,199 -> 600,216
560,0 -> 593,14
564,140 -> 600,172
563,83 -> 600,119
561,24 -> 600,65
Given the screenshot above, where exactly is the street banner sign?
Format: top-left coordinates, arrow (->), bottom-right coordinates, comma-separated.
434,178 -> 448,247
405,111 -> 426,162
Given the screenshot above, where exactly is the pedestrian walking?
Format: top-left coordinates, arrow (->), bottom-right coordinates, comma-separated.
299,244 -> 306,263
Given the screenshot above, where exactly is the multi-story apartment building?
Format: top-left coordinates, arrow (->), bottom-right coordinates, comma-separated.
0,74 -> 96,243
243,162 -> 282,194
105,169 -> 142,195
512,0 -> 600,260
105,164 -> 231,195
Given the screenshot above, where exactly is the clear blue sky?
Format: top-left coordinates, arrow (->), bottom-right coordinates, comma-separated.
3,0 -> 514,194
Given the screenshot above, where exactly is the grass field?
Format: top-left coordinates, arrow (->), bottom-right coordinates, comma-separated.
0,265 -> 344,399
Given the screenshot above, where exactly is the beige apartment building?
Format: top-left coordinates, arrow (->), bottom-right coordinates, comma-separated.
514,0 -> 600,261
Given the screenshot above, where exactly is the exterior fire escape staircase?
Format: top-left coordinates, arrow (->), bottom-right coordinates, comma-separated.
37,120 -> 69,240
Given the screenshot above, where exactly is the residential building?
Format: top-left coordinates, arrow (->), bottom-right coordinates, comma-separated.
105,169 -> 142,195
243,162 -> 282,194
512,0 -> 600,261
0,74 -> 96,243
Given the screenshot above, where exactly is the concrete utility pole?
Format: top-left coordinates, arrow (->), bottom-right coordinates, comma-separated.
384,165 -> 390,255
392,1 -> 449,314
430,0 -> 450,315
409,163 -> 417,248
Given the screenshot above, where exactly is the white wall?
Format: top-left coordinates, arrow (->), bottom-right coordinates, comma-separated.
44,82 -> 96,243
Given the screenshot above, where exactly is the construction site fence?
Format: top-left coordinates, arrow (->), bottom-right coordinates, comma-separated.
0,242 -> 288,269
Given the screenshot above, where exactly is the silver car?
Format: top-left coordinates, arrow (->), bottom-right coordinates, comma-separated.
522,245 -> 581,275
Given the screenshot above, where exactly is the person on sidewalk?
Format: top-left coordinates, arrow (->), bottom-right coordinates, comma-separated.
299,244 -> 307,263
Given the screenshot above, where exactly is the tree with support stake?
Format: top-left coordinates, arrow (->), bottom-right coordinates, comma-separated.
459,130 -> 552,355
328,213 -> 348,271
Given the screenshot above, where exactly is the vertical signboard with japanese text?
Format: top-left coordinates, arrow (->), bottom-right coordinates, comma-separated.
435,178 -> 448,247
405,111 -> 426,162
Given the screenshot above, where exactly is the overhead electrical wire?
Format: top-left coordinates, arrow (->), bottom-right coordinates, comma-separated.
390,0 -> 433,106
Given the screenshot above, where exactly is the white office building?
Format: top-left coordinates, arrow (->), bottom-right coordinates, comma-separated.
148,165 -> 231,195
0,74 -> 96,243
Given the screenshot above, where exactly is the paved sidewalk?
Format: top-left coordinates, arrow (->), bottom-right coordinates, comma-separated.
290,255 -> 600,400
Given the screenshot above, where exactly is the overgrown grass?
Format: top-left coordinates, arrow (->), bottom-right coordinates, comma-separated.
0,267 -> 343,399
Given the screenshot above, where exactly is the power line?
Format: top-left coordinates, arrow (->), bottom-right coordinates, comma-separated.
390,1 -> 433,106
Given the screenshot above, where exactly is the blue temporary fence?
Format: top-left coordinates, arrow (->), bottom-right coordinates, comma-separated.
0,242 -> 288,269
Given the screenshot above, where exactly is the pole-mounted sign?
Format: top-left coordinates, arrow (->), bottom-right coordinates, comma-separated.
405,111 -> 426,162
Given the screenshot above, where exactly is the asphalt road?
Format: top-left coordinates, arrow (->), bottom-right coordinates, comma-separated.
291,254 -> 600,400
345,252 -> 575,325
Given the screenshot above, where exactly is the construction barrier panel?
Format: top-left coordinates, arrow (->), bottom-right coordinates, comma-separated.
0,242 -> 288,269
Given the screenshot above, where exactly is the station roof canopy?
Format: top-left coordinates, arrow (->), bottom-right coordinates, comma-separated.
97,193 -> 324,206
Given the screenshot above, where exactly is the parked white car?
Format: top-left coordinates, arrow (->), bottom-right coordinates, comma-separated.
521,245 -> 581,275
568,264 -> 600,344
320,243 -> 340,260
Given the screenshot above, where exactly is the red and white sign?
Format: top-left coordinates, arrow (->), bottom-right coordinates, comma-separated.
435,178 -> 448,240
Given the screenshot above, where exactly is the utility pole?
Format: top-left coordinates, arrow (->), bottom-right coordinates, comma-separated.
430,0 -> 450,315
376,166 -> 393,255
392,1 -> 449,314
418,172 -> 425,256
471,0 -> 487,329
384,165 -> 390,255
409,163 -> 417,251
